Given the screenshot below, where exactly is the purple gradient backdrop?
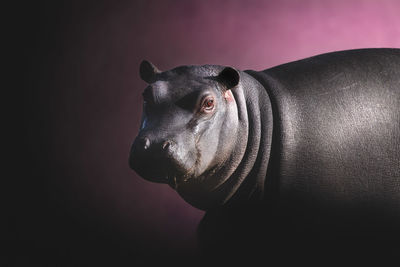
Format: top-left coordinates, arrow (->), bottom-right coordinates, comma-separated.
15,0 -> 400,264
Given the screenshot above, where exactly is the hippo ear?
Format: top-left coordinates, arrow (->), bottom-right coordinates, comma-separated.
139,60 -> 161,83
217,67 -> 240,89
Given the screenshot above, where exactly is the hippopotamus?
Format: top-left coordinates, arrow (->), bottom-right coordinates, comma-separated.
129,48 -> 400,262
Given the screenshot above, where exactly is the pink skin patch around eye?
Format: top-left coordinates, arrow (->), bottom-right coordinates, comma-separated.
224,90 -> 234,102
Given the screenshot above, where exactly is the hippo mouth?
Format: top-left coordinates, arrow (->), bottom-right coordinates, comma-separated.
165,162 -> 197,189
137,157 -> 196,189
138,161 -> 193,188
167,172 -> 192,189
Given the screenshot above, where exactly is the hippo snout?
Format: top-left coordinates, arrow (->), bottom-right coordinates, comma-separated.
129,135 -> 189,185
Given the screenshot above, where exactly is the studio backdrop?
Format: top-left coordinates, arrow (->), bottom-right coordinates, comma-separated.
15,0 -> 400,265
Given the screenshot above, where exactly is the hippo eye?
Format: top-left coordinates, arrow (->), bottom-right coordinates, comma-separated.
201,97 -> 215,112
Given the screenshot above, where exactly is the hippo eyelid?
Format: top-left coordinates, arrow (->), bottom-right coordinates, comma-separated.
197,93 -> 217,113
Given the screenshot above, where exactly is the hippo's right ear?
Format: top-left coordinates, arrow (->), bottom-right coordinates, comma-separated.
139,60 -> 161,83
217,67 -> 240,90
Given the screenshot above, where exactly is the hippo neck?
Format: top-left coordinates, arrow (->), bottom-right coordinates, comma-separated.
212,71 -> 274,209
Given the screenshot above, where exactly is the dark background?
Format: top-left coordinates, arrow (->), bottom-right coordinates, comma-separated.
9,0 -> 400,265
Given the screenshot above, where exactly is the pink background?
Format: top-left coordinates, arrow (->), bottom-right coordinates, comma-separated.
16,0 -> 400,264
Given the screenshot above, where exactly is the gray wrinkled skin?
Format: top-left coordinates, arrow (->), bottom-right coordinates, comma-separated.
129,48 -> 400,263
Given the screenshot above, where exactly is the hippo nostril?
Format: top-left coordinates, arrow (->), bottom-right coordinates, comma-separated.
162,140 -> 171,150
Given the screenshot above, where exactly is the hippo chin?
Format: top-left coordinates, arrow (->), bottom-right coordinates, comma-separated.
129,48 -> 400,261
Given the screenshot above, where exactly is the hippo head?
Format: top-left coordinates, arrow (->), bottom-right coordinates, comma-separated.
129,60 -> 243,210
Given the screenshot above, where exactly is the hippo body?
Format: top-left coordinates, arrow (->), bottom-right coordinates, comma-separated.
248,49 -> 400,206
129,48 -> 400,262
